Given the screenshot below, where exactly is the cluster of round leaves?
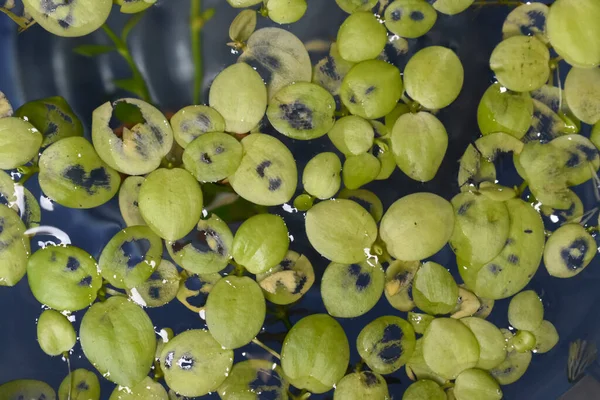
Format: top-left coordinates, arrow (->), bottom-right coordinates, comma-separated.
1,0 -> 599,399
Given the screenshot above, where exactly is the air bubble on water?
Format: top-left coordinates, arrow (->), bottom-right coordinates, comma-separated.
550,214 -> 559,223
202,209 -> 208,218
288,234 -> 294,242
271,362 -> 277,370
499,86 -> 508,93
199,309 -> 206,320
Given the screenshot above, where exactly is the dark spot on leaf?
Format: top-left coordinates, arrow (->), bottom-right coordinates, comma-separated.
561,238 -> 589,270
78,275 -> 92,286
63,165 -> 111,195
457,200 -> 474,216
349,95 -> 357,104
507,254 -> 519,264
195,113 -> 211,131
58,18 -> 71,29
133,201 -> 139,207
410,11 -> 424,21
215,146 -> 225,154
378,343 -> 402,364
292,275 -> 308,294
44,122 -> 58,139
365,86 -> 376,95
65,256 -> 80,271
320,56 -> 340,80
279,101 -> 314,131
190,228 -> 226,256
200,153 -> 212,164
489,264 -> 502,275
148,286 -> 161,299
348,264 -> 362,276
355,272 -> 371,290
264,55 -> 281,70
164,351 -> 174,368
256,160 -> 272,178
390,9 -> 401,21
505,238 -> 514,245
149,270 -> 162,280
120,238 -> 152,269
363,371 -> 379,386
280,258 -> 293,270
577,144 -> 598,161
381,324 -> 403,343
178,355 -> 194,370
76,381 -> 89,391
524,229 -> 533,234
565,152 -> 580,168
268,178 -> 282,191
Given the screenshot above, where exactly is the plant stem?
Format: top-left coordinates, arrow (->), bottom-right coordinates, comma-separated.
252,338 -> 281,360
101,24 -> 152,103
473,0 -> 524,6
191,0 -> 203,104
17,164 -> 39,185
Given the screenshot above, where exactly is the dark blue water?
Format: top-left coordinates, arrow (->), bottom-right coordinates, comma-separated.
1,1 -> 600,399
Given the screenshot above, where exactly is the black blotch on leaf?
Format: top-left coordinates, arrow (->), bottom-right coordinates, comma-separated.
457,200 -> 474,216
577,144 -> 598,161
178,355 -> 194,370
263,55 -> 281,70
148,286 -> 161,299
390,9 -> 401,21
292,275 -> 308,295
279,101 -> 314,131
191,228 -> 226,256
363,371 -> 379,386
164,351 -> 174,369
565,152 -> 580,168
44,122 -> 58,138
320,56 -> 340,80
195,113 -> 211,131
149,270 -> 162,280
378,343 -> 402,364
507,254 -> 519,265
65,256 -> 80,272
365,86 -> 376,95
410,11 -> 424,21
215,146 -> 225,154
489,264 -> 503,275
280,258 -> 293,270
268,178 -> 282,191
63,165 -> 111,195
519,10 -> 546,36
76,381 -> 89,391
355,272 -> 371,290
381,324 -> 403,343
200,153 -> 212,164
561,238 -> 589,270
78,275 -> 92,287
348,264 -> 362,276
524,229 -> 533,234
120,238 -> 152,269
256,160 -> 272,178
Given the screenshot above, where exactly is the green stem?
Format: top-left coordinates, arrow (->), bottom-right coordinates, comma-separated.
191,0 -> 203,104
104,287 -> 127,297
0,7 -> 31,29
473,0 -> 524,6
17,165 -> 39,185
516,181 -> 528,197
102,24 -> 152,103
252,338 -> 281,360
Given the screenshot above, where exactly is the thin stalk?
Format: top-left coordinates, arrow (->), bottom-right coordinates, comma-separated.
104,287 -> 127,297
251,338 -> 281,360
191,0 -> 203,104
101,24 -> 152,103
473,0 -> 524,6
